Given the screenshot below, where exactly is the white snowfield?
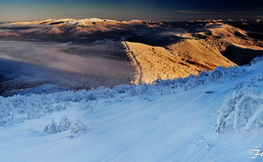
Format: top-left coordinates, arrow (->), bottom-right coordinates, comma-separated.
0,56 -> 263,162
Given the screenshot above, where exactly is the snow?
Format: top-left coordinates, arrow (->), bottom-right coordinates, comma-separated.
60,18 -> 116,25
2,84 -> 69,97
5,18 -> 116,26
0,57 -> 263,161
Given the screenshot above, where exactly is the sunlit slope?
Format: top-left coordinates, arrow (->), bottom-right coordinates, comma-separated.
123,40 -> 235,84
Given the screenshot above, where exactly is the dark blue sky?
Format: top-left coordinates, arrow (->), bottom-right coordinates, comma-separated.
0,0 -> 262,22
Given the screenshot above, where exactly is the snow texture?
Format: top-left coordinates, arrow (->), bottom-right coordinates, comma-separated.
0,55 -> 263,161
216,74 -> 263,132
0,63 -> 251,127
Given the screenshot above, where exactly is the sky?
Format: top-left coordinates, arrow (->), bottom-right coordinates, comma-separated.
0,0 -> 263,22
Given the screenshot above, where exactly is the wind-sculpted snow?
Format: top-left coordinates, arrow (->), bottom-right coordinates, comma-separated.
216,75 -> 263,132
0,54 -> 263,161
214,55 -> 263,132
0,56 -> 261,127
0,58 -> 254,127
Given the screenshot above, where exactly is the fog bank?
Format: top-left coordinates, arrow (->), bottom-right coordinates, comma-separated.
0,40 -> 137,95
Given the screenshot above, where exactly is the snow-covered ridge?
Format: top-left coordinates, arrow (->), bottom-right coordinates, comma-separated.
6,18 -> 117,26
4,18 -> 150,26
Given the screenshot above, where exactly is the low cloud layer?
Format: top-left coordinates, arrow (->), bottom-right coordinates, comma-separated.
0,40 -> 137,94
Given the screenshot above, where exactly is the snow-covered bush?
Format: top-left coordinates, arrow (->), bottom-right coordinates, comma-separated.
197,69 -> 209,78
113,84 -> 131,93
207,66 -> 248,83
249,75 -> 263,82
160,86 -> 172,95
44,120 -> 60,133
183,78 -> 204,91
59,116 -> 72,131
26,108 -> 43,120
69,120 -> 88,137
234,81 -> 248,89
44,116 -> 72,133
180,66 -> 247,91
216,76 -> 263,132
248,54 -> 263,66
8,110 -> 17,126
54,103 -> 67,111
208,67 -> 225,82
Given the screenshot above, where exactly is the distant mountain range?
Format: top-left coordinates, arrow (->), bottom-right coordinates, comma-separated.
0,18 -> 263,94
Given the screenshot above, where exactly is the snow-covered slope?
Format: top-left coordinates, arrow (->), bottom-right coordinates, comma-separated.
0,57 -> 263,161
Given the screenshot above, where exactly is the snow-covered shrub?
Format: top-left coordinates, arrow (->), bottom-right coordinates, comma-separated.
207,66 -> 248,83
216,77 -> 263,132
0,104 -> 9,125
69,120 -> 88,137
54,103 -> 67,111
65,102 -> 72,108
115,97 -> 123,103
127,86 -> 138,96
26,107 -> 44,120
183,78 -> 204,91
234,81 -> 249,89
44,116 -> 72,133
228,66 -> 248,78
44,120 -> 60,133
248,54 -> 263,65
7,110 -> 17,126
147,87 -> 154,96
104,98 -> 111,103
43,102 -> 54,113
54,104 -> 63,111
245,101 -> 263,130
196,69 -> 209,79
153,76 -> 190,88
128,83 -> 154,96
113,84 -> 130,93
249,75 -> 263,82
80,99 -> 87,103
59,116 -> 72,131
160,86 -> 172,95
208,66 -> 225,82
96,86 -> 117,99
139,83 -> 150,94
